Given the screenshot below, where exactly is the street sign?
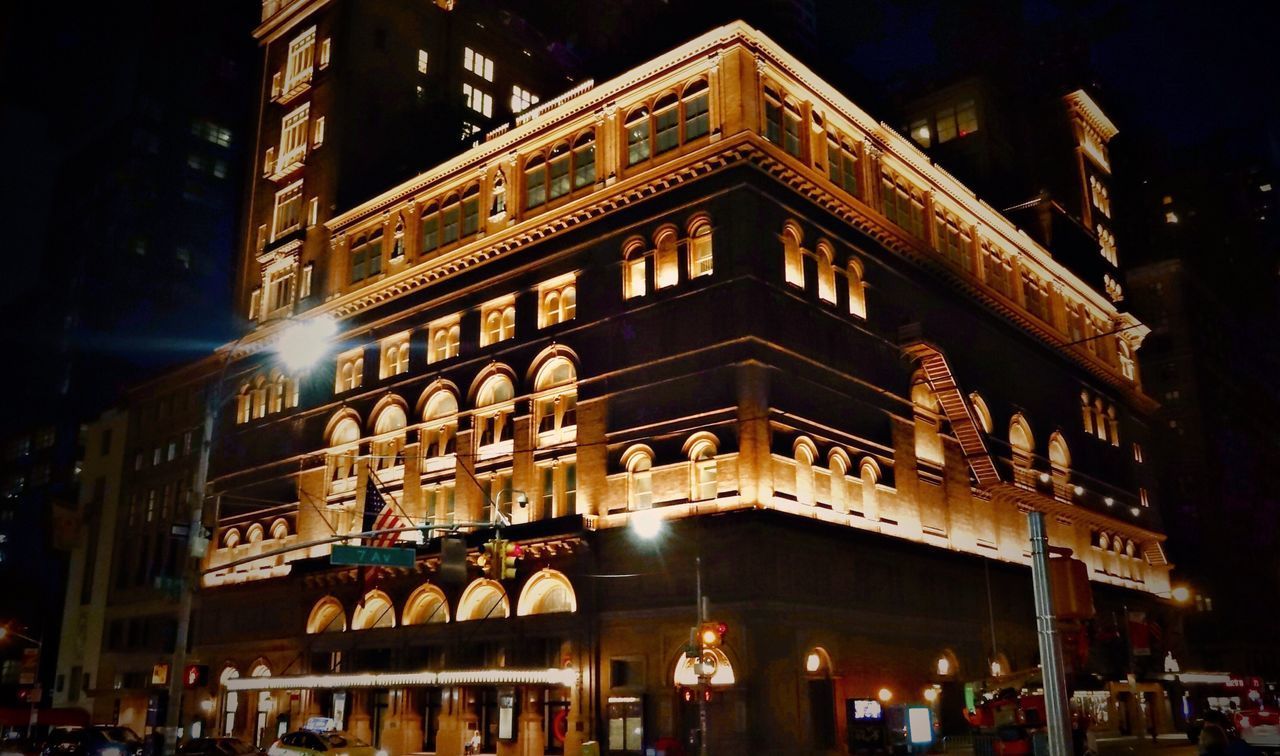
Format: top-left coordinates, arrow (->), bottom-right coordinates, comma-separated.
330,544 -> 415,568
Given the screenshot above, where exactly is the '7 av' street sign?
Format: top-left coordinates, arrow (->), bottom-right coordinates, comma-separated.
330,544 -> 415,568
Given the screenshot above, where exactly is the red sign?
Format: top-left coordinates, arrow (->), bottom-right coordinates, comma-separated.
184,665 -> 209,689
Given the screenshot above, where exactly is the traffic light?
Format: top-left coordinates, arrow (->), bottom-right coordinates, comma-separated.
698,621 -> 727,649
500,541 -> 522,580
481,539 -> 504,580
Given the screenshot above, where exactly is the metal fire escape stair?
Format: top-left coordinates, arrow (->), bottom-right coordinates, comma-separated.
901,339 -> 1002,488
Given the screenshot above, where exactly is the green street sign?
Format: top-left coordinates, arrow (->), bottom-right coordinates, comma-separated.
330,544 -> 416,568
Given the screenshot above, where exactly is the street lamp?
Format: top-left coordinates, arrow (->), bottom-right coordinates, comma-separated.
163,315 -> 336,754
629,508 -> 665,540
1171,585 -> 1192,604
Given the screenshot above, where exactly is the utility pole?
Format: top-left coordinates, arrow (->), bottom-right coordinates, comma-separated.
1028,511 -> 1072,756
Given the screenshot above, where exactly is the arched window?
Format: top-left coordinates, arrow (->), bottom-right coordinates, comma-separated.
1009,415 -> 1035,489
682,79 -> 710,142
251,375 -> 268,420
1107,405 -> 1120,447
371,403 -> 407,470
969,392 -> 993,434
489,169 -> 507,217
534,357 -> 577,445
351,590 -> 397,630
516,569 -> 578,616
688,216 -> 714,278
403,584 -> 450,625
912,376 -> 944,466
269,518 -> 289,541
654,227 -> 679,289
935,649 -> 959,678
625,107 -> 651,166
816,241 -> 836,303
783,223 -> 804,288
572,130 -> 596,190
440,194 -> 461,246
236,383 -> 252,424
420,388 -> 459,462
847,258 -> 867,318
268,371 -> 286,414
685,434 -> 718,502
524,154 -> 547,210
1093,398 -> 1108,442
623,446 -> 654,510
246,523 -> 265,544
220,667 -> 241,737
328,415 -> 361,482
475,373 -> 515,449
457,579 -> 510,621
306,596 -> 347,633
1048,432 -> 1071,501
654,92 -> 680,154
623,238 -> 649,299
461,185 -> 481,237
826,132 -> 860,197
794,437 -> 817,506
763,84 -> 802,158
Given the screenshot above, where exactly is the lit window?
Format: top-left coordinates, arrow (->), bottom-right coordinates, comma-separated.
623,239 -> 648,299
1139,488 -> 1149,507
312,116 -> 325,148
572,131 -> 596,190
284,27 -> 317,91
624,79 -> 713,170
307,197 -> 319,227
1133,442 -> 1144,463
688,218 -> 714,278
539,275 -> 577,328
379,331 -> 411,379
265,266 -> 295,314
462,83 -> 493,117
689,438 -> 718,501
1021,274 -> 1049,323
909,118 -> 930,147
826,133 -> 860,197
881,168 -> 925,238
625,449 -> 653,510
847,259 -> 867,319
763,85 -> 802,158
271,180 -> 304,240
417,49 -> 429,74
525,132 -> 595,210
682,80 -> 710,142
534,357 -> 577,446
653,228 -> 679,289
625,107 -> 651,166
511,85 -> 539,113
335,348 -> 364,393
279,103 -> 310,167
934,208 -> 973,272
349,232 -> 383,284
782,223 -> 804,288
816,241 -> 836,303
480,297 -> 516,346
654,93 -> 679,154
318,38 -> 331,68
428,316 -> 461,364
475,373 -> 515,448
463,46 -> 493,81
981,242 -> 1014,299
248,289 -> 261,321
461,186 -> 480,236
537,461 -> 577,520
420,390 -> 459,462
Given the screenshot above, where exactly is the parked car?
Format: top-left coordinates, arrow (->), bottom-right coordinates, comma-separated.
177,738 -> 263,756
267,730 -> 375,756
41,727 -> 142,756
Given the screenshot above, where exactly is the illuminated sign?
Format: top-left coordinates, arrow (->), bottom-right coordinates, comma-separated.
908,706 -> 934,745
851,699 -> 883,721
151,663 -> 170,686
184,665 -> 209,689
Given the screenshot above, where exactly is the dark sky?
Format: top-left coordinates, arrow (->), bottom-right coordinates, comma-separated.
1,0 -> 1276,307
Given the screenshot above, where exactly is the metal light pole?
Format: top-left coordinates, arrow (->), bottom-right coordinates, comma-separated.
695,555 -> 709,756
1028,511 -> 1072,756
163,317 -> 335,755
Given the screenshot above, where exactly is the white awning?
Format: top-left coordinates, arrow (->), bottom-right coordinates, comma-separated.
224,668 -> 577,691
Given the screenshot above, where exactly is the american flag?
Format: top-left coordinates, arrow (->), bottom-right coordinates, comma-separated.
362,475 -> 404,547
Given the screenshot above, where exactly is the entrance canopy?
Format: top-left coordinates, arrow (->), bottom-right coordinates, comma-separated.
223,668 -> 577,692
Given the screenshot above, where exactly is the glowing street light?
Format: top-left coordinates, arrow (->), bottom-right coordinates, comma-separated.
630,509 -> 664,540
277,316 -> 337,372
1171,585 -> 1192,604
878,687 -> 893,703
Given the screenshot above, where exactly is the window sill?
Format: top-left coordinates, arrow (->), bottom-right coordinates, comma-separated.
477,440 -> 514,460
422,454 -> 455,475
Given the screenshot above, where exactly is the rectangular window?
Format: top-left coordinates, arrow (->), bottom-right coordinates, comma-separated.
549,152 -> 571,201
462,194 -> 480,236
1022,275 -> 1049,322
654,105 -> 679,154
480,296 -> 516,347
307,196 -> 319,226
936,105 -> 957,143
625,255 -> 647,299
827,134 -> 859,198
462,83 -> 492,117
421,213 -> 439,254
285,26 -> 317,90
335,348 -> 364,393
318,38 -> 331,68
934,209 -> 972,272
684,89 -> 709,142
428,316 -> 460,364
463,47 -> 494,81
350,236 -> 383,283
271,181 -> 304,239
626,112 -> 650,166
572,137 -> 595,189
538,274 -> 577,328
881,169 -> 924,238
417,49 -> 429,74
312,116 -> 325,148
764,97 -> 782,145
564,461 -> 577,514
248,287 -> 261,321
300,263 -> 314,299
981,244 -> 1013,299
379,331 -> 411,379
511,85 -> 539,113
525,163 -> 546,209
279,103 -> 310,165
266,267 -> 294,313
441,204 -> 460,244
540,465 -> 555,518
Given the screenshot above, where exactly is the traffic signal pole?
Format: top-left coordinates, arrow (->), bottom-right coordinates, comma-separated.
696,555 -> 709,756
1028,511 -> 1072,756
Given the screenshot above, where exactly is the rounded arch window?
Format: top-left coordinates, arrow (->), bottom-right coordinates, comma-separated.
403,584 -> 450,625
423,389 -> 459,422
477,374 -> 514,407
623,445 -> 654,511
329,416 -> 360,447
535,357 -> 577,392
935,649 -> 959,678
373,404 -> 407,435
1049,432 -> 1071,469
351,590 -> 397,630
969,392 -> 994,434
516,569 -> 578,616
457,579 -> 510,621
269,519 -> 289,541
1009,416 -> 1034,453
805,647 -> 832,676
306,597 -> 347,634
245,523 -> 264,544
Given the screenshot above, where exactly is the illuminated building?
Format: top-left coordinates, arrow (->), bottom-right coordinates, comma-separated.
69,15 -> 1175,753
